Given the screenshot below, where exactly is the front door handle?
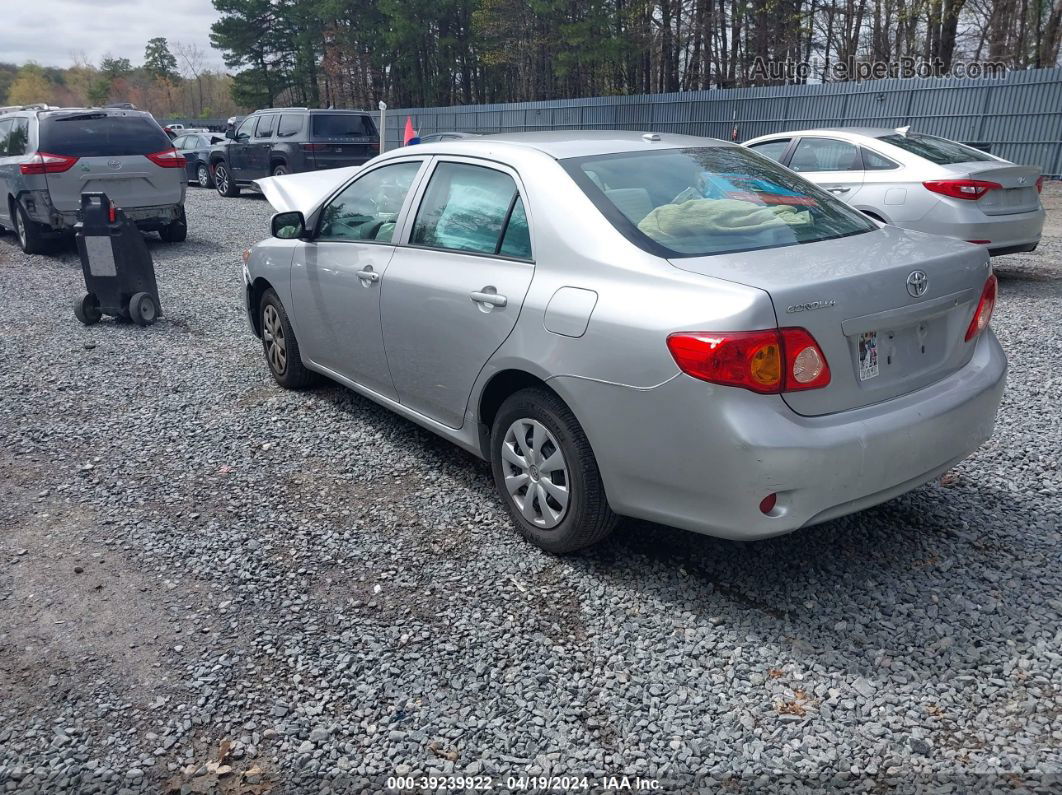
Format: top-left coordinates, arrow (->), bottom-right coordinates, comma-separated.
470,289 -> 507,308
828,187 -> 851,194
356,267 -> 380,284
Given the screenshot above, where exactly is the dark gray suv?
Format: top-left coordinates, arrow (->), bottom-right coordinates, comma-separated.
0,106 -> 187,253
209,108 -> 380,198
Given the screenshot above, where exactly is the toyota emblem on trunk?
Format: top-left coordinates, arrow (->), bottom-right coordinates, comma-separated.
906,270 -> 929,297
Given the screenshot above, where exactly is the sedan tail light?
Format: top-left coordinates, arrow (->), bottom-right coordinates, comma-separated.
964,273 -> 998,342
667,328 -> 831,394
1036,176 -> 1044,194
145,148 -> 187,168
922,179 -> 1002,200
20,152 -> 79,175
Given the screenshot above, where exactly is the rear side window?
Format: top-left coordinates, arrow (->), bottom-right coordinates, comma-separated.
255,114 -> 275,138
40,114 -> 170,157
876,133 -> 995,164
861,148 -> 899,170
747,139 -> 790,162
311,114 -> 376,139
0,119 -> 12,155
277,114 -> 302,138
789,137 -> 861,172
411,162 -> 527,257
564,146 -> 875,257
8,118 -> 29,156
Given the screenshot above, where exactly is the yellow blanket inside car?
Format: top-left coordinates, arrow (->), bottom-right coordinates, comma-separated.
638,198 -> 811,244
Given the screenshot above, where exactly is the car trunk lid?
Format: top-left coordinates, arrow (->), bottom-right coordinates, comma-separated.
670,227 -> 991,416
952,162 -> 1042,216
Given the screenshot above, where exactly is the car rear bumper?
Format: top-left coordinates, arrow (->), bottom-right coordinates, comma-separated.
550,330 -> 1006,540
909,204 -> 1044,254
53,203 -> 184,231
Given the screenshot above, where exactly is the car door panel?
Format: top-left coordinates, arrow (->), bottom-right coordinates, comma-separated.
381,159 -> 535,429
288,159 -> 427,399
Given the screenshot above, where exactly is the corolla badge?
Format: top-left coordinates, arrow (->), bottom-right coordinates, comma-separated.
906,270 -> 929,297
786,299 -> 836,313
107,159 -> 122,170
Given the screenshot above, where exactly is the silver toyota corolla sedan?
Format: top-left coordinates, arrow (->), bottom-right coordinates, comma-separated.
243,131 -> 1006,553
743,127 -> 1045,256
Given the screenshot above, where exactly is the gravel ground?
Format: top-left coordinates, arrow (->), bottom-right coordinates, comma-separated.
0,182 -> 1060,795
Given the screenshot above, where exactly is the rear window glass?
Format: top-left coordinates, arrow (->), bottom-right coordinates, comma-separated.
876,133 -> 995,164
277,114 -> 302,137
564,146 -> 875,257
311,114 -> 377,139
40,114 -> 169,157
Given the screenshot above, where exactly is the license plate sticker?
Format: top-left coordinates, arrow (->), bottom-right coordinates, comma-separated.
858,331 -> 879,381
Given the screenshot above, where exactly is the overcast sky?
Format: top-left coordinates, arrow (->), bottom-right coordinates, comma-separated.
1,0 -> 224,71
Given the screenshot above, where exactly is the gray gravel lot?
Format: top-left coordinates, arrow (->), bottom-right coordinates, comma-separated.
0,183 -> 1060,794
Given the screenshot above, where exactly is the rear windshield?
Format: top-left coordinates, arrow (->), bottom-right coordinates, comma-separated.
311,114 -> 377,139
876,133 -> 995,164
564,146 -> 875,257
40,113 -> 170,157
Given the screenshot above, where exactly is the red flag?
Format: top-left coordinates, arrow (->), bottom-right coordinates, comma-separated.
403,116 -> 416,146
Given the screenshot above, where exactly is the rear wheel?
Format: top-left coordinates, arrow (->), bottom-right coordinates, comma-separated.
214,161 -> 240,197
260,288 -> 316,389
158,206 -> 187,243
196,163 -> 213,188
271,164 -> 289,177
128,292 -> 158,326
12,201 -> 49,255
491,388 -> 617,554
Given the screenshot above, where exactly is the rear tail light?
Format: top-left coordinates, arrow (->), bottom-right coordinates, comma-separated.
922,179 -> 1002,200
964,273 -> 998,342
667,327 -> 831,394
1036,176 -> 1044,194
300,143 -> 327,152
145,148 -> 186,168
20,152 -> 79,175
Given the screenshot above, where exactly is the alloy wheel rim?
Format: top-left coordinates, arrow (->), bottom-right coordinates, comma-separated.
198,165 -> 209,187
262,304 -> 286,374
501,418 -> 570,529
216,166 -> 228,193
14,211 -> 26,248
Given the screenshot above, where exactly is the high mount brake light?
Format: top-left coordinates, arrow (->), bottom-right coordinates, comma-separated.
965,274 -> 998,342
19,152 -> 78,175
922,179 -> 1002,200
667,328 -> 831,394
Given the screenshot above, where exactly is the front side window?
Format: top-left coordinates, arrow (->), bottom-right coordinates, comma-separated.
411,162 -> 527,257
317,160 -> 421,243
876,132 -> 995,164
235,117 -> 256,141
564,146 -> 875,257
789,137 -> 861,172
748,139 -> 790,162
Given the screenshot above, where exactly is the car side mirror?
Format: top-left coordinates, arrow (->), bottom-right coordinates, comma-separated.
271,211 -> 306,240
225,129 -> 236,140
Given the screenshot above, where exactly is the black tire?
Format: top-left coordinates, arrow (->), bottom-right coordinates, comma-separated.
158,205 -> 187,243
259,288 -> 316,389
490,388 -> 617,554
196,163 -> 213,188
74,293 -> 102,326
271,163 -> 289,177
128,292 -> 158,326
12,200 -> 50,255
213,161 -> 240,197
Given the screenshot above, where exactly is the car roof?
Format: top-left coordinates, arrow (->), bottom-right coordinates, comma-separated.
37,107 -> 156,121
747,127 -> 910,142
393,130 -> 734,159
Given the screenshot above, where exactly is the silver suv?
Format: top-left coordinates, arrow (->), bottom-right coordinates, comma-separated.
0,106 -> 187,254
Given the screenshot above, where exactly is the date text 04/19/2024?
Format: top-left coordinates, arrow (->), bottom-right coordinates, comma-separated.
386,775 -> 662,791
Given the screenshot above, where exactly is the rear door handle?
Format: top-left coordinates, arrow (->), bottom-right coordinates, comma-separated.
828,187 -> 851,194
470,289 -> 506,307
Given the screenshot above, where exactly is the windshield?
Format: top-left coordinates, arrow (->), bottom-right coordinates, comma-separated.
40,113 -> 170,157
876,133 -> 995,164
563,146 -> 875,257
